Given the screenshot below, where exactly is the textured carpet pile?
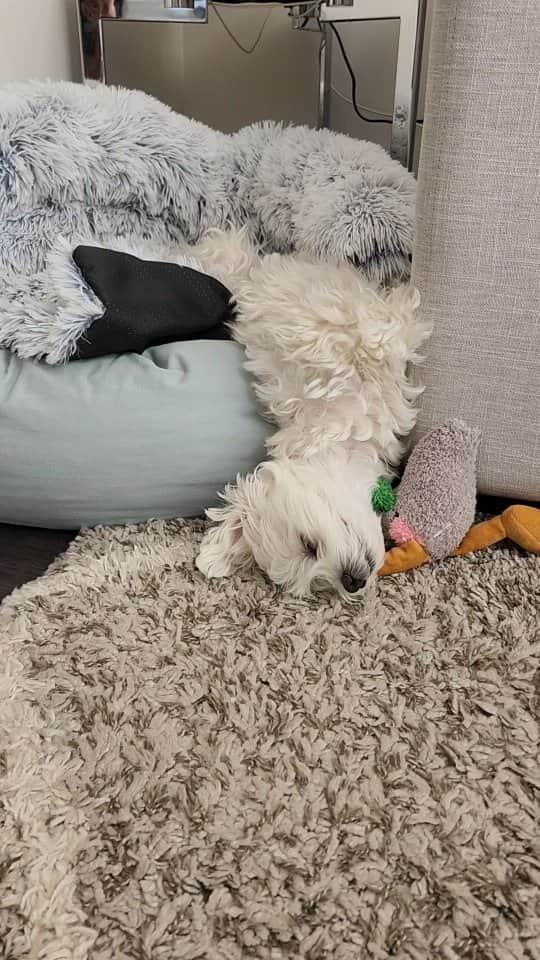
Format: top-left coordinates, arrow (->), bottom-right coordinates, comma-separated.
0,520 -> 539,959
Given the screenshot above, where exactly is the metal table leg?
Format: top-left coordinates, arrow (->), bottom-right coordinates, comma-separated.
318,22 -> 333,129
318,0 -> 427,170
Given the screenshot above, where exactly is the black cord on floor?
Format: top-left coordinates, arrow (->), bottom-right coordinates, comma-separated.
329,22 -> 392,125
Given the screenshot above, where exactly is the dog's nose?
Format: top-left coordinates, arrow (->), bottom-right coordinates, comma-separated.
341,571 -> 367,594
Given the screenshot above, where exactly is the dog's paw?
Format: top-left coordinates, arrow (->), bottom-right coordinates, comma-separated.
196,521 -> 250,579
196,536 -> 232,579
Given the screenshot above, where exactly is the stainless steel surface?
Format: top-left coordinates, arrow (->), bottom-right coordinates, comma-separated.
318,23 -> 332,129
317,0 -> 425,169
76,0 -> 423,168
408,0 -> 427,170
77,0 -> 207,82
288,2 -> 316,28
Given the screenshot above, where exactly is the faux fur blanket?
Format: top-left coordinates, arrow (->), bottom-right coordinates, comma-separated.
0,81 -> 416,363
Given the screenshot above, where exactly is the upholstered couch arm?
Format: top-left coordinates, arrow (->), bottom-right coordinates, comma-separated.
412,0 -> 540,500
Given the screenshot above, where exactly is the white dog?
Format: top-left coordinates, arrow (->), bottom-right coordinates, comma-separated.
190,230 -> 429,600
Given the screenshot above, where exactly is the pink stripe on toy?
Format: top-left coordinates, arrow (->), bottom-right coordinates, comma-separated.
388,516 -> 420,545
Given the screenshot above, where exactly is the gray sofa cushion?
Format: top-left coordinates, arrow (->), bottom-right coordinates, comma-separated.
412,0 -> 540,500
0,341 -> 271,528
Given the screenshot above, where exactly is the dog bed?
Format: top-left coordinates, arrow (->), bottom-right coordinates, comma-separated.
0,81 -> 415,288
0,81 -> 415,528
0,341 -> 270,528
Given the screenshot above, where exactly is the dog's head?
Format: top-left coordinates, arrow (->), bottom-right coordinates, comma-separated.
196,452 -> 385,601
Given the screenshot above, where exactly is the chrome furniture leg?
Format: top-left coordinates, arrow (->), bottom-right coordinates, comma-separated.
318,0 -> 427,170
318,22 -> 332,129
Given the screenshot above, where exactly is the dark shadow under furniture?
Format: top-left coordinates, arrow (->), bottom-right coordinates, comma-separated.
0,525 -> 75,601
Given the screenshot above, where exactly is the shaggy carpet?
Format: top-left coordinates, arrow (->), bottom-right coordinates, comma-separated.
1,520 -> 539,960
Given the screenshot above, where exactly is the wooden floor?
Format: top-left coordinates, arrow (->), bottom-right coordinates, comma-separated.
0,524 -> 75,601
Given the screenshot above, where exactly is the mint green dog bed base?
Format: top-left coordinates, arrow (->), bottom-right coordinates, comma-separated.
0,341 -> 270,529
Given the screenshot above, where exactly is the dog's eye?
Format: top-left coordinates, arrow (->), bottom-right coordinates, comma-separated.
301,536 -> 318,559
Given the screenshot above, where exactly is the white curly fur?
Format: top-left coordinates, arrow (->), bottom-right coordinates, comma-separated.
195,230 -> 431,601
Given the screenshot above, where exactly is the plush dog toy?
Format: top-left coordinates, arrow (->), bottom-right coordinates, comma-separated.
377,419 -> 540,576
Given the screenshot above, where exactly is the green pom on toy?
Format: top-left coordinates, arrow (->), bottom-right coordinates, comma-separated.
372,476 -> 396,514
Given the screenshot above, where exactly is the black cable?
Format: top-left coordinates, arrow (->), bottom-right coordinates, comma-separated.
329,23 -> 392,125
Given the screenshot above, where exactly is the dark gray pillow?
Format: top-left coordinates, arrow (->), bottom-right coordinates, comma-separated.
73,245 -> 234,360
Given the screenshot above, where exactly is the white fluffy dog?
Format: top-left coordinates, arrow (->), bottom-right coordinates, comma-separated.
191,230 -> 430,600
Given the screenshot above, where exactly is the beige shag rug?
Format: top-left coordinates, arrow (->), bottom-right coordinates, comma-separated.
1,520 -> 539,960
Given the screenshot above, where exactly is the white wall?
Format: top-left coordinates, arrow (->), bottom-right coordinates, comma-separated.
0,0 -> 81,83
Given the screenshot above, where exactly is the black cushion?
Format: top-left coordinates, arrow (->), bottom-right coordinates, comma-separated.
73,245 -> 234,360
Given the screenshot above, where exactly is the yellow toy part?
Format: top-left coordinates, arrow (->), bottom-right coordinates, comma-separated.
378,505 -> 540,577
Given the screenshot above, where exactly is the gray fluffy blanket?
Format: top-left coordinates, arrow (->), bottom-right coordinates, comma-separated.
0,81 -> 415,363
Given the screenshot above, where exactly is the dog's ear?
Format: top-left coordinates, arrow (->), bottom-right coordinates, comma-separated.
196,488 -> 251,579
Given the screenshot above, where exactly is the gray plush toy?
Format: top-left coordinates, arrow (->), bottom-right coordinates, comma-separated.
387,419 -> 481,560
